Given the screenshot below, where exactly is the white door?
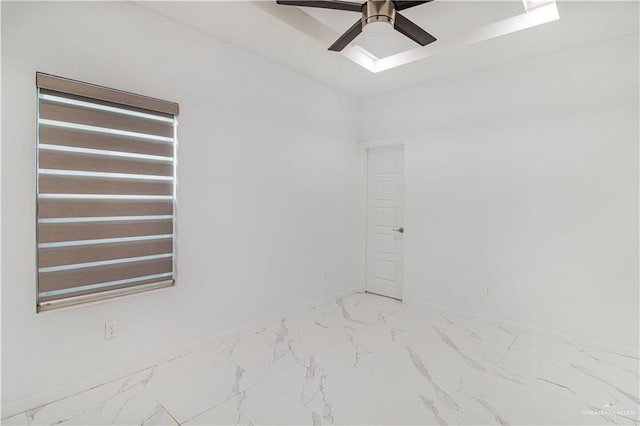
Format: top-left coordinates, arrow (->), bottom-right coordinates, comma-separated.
366,145 -> 404,300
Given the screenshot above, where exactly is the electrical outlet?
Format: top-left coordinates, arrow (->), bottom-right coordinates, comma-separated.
105,321 -> 118,340
322,271 -> 328,281
483,286 -> 493,296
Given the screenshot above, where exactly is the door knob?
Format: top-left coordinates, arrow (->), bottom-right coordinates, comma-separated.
392,227 -> 404,234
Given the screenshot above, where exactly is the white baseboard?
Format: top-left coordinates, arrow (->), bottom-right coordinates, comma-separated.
403,297 -> 638,355
1,287 -> 358,419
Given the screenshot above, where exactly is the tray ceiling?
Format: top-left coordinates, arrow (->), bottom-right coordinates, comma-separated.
137,1 -> 639,97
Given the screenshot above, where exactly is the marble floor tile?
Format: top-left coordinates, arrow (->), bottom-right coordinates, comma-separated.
19,369 -> 177,425
395,303 -> 519,351
258,350 -> 350,413
216,315 -> 350,381
459,347 -> 640,425
511,329 -> 640,380
336,291 -> 404,322
574,345 -> 640,378
215,293 -> 402,381
184,383 -> 319,425
296,292 -> 403,332
311,316 -> 521,423
268,356 -> 450,425
146,345 -> 259,424
4,292 -> 638,426
0,413 -> 29,425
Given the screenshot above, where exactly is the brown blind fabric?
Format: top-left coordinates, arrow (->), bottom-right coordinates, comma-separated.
38,199 -> 174,218
37,73 -> 179,115
36,73 -> 177,309
38,219 -> 174,243
39,126 -> 174,157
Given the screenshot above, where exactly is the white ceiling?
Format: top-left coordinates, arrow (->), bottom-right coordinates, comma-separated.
302,1 -> 524,58
137,1 -> 639,97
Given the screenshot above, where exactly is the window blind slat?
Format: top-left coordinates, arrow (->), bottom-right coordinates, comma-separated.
39,91 -> 174,123
38,238 -> 173,268
39,101 -> 175,138
38,199 -> 174,218
39,126 -> 174,157
39,175 -> 173,196
38,219 -> 173,243
36,73 -> 179,115
38,258 -> 174,293
39,151 -> 174,177
38,278 -> 174,303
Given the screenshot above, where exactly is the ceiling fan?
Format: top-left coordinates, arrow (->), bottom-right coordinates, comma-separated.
276,0 -> 437,52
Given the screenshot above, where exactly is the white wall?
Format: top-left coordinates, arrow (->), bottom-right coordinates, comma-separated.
360,34 -> 639,349
1,1 -> 362,405
2,0 -> 637,408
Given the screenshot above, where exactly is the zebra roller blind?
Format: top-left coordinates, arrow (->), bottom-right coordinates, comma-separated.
36,73 -> 179,311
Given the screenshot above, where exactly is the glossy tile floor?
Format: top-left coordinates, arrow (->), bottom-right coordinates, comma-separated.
3,292 -> 639,425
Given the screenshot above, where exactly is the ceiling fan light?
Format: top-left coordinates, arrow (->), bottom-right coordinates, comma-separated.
363,21 -> 395,39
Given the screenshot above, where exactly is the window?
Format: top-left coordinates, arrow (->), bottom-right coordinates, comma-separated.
35,73 -> 179,311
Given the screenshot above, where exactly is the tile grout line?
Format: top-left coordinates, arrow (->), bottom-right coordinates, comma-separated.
180,381 -> 263,425
158,402 -> 180,426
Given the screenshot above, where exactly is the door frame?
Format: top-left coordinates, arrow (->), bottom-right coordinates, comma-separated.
360,139 -> 406,300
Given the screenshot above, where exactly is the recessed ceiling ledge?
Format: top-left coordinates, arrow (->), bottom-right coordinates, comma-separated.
255,0 -> 560,73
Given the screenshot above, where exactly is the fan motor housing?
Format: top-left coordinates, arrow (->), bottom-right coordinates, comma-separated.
362,0 -> 396,26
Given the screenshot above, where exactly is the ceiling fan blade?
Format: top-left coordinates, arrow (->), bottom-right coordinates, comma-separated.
392,0 -> 434,11
393,12 -> 436,46
276,0 -> 363,12
328,19 -> 363,51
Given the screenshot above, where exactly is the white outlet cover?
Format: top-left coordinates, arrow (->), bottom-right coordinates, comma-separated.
105,321 -> 118,340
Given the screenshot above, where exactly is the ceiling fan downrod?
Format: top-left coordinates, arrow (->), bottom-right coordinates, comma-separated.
362,0 -> 396,26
